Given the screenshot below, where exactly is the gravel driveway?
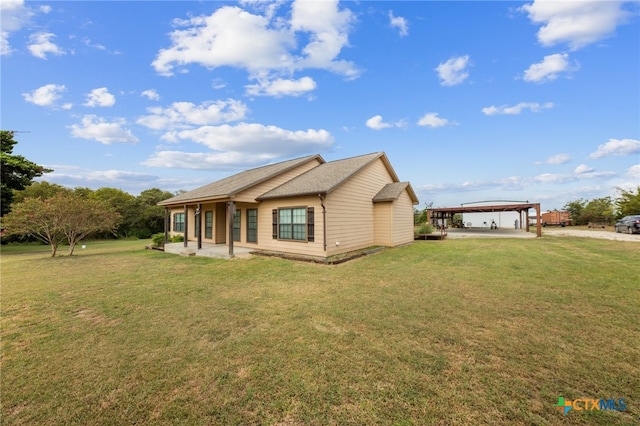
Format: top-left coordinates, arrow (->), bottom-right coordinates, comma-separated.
542,228 -> 640,242
444,227 -> 640,242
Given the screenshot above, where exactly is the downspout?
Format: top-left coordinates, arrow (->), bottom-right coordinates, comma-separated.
318,194 -> 327,252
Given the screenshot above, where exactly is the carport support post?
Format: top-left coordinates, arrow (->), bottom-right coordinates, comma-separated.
535,203 -> 541,237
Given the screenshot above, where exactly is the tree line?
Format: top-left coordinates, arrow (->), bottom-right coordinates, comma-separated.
1,130 -> 177,255
563,188 -> 640,225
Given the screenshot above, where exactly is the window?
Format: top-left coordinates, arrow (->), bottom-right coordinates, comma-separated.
205,211 -> 213,239
247,209 -> 257,243
273,207 -> 314,241
233,209 -> 241,242
173,213 -> 185,232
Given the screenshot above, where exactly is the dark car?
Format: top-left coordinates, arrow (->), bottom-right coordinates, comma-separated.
614,215 -> 640,234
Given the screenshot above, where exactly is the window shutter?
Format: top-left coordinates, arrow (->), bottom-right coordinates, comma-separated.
307,207 -> 314,242
272,209 -> 278,239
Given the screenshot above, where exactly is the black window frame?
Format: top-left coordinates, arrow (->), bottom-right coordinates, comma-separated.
247,208 -> 258,243
272,207 -> 314,242
173,212 -> 185,232
204,211 -> 213,239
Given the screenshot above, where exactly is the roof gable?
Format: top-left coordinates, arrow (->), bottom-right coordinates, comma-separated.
373,182 -> 419,204
257,152 -> 388,200
159,154 -> 324,206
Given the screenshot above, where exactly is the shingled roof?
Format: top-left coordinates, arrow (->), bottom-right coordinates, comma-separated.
257,152 -> 393,200
373,182 -> 419,204
158,154 -> 323,206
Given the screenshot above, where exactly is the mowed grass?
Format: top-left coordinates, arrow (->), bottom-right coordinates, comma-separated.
1,238 -> 638,425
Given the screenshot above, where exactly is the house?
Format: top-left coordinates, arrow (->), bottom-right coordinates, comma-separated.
158,152 -> 419,261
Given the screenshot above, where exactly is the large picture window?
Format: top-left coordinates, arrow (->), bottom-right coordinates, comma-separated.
274,207 -> 313,241
173,212 -> 185,232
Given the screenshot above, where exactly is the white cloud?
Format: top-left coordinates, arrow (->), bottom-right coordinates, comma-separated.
435,55 -> 470,86
152,0 -> 359,90
523,53 -> 578,83
589,138 -> 640,159
626,164 -> 640,179
167,123 -> 333,154
141,89 -> 160,101
521,0 -> 631,50
143,123 -> 334,169
142,150 -> 279,170
574,164 -> 594,174
137,99 -> 248,130
537,153 -> 571,165
1,0 -> 33,56
28,32 -> 65,59
365,115 -> 405,130
69,115 -> 139,144
389,11 -> 408,37
245,76 -> 317,97
22,83 -> 66,106
417,112 -> 452,128
84,87 -> 116,107
482,102 -> 554,116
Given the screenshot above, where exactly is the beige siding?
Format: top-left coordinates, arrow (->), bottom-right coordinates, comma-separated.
373,202 -> 393,246
325,159 -> 395,256
234,159 -> 322,203
242,196 -> 326,258
391,190 -> 415,246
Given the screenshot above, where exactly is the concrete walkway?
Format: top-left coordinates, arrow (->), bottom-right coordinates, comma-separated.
163,242 -> 254,259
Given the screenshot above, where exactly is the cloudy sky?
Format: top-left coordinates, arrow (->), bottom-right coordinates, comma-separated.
2,0 -> 639,210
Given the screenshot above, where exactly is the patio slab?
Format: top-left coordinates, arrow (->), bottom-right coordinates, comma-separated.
163,242 -> 253,259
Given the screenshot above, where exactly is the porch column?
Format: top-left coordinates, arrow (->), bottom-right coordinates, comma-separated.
228,200 -> 235,258
164,207 -> 169,244
535,203 -> 541,237
197,203 -> 202,250
183,204 -> 188,248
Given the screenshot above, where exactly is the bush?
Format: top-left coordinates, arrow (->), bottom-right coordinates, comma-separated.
151,233 -> 165,247
416,223 -> 434,235
170,235 -> 184,243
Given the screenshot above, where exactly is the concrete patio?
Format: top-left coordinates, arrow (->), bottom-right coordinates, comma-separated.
163,242 -> 254,259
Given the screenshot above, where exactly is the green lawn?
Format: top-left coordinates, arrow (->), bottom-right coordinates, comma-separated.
1,238 -> 638,425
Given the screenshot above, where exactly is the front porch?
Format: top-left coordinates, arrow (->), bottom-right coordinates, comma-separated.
163,242 -> 254,259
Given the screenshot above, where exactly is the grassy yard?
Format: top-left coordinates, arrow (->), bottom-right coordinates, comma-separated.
1,238 -> 638,425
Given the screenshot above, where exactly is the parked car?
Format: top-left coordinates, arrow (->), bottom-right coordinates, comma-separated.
614,215 -> 640,234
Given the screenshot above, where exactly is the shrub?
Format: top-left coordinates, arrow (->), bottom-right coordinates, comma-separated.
151,233 -> 165,247
170,235 -> 184,243
416,223 -> 434,234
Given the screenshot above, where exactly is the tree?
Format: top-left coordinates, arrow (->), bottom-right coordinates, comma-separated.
1,193 -> 121,256
582,197 -> 615,225
1,197 -> 66,256
564,199 -> 587,225
615,186 -> 640,218
1,131 -> 52,215
136,188 -> 175,236
91,187 -> 137,237
12,181 -> 70,203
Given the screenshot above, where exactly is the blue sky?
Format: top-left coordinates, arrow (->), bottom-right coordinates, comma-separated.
2,0 -> 639,210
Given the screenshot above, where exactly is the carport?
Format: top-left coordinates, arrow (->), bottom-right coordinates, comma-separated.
428,202 -> 542,237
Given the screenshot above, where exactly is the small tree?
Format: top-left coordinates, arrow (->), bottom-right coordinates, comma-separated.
1,197 -> 66,256
582,196 -> 615,225
2,193 -> 121,256
615,186 -> 640,218
564,199 -> 587,225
